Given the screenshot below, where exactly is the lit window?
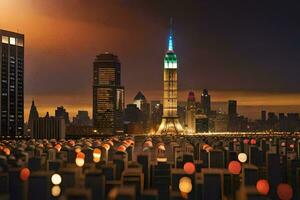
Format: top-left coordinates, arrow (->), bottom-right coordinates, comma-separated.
16,38 -> 23,47
2,36 -> 9,44
9,37 -> 16,45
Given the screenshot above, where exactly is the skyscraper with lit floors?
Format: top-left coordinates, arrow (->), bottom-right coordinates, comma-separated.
155,19 -> 184,135
93,53 -> 125,135
0,30 -> 24,138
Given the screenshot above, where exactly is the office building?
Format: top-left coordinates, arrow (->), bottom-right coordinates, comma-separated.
93,53 -> 125,135
186,91 -> 196,132
133,91 -> 150,131
32,112 -> 66,139
0,30 -> 24,138
156,19 -> 184,135
201,89 -> 211,115
228,100 -> 237,118
55,106 -> 70,124
150,101 -> 163,130
72,110 -> 92,126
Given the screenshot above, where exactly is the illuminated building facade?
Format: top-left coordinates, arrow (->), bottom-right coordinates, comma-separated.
156,20 -> 184,135
186,91 -> 196,132
93,53 -> 125,135
0,30 -> 24,138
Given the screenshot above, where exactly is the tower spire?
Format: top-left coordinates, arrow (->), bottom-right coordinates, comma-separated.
168,17 -> 174,51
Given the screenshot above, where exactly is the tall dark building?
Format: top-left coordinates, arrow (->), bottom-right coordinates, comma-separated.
0,30 -> 24,138
55,106 -> 70,124
228,100 -> 237,118
27,100 -> 39,136
201,89 -> 211,115
228,100 -> 238,131
93,53 -> 125,135
133,91 -> 150,131
73,110 -> 92,126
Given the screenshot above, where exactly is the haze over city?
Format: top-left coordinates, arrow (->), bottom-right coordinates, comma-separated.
1,0 -> 300,120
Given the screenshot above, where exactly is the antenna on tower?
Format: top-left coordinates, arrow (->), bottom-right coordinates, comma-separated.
168,17 -> 174,51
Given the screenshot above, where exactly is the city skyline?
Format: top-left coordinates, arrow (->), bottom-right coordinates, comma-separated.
2,1 -> 300,121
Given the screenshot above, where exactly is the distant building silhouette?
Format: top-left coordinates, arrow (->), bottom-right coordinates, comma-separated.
201,89 -> 211,115
27,100 -> 39,136
73,110 -> 92,126
150,101 -> 163,130
124,104 -> 144,134
55,106 -> 70,124
0,30 -> 24,138
32,112 -> 65,139
133,91 -> 150,131
93,53 -> 125,135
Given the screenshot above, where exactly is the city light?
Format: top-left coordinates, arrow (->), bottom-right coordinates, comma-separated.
51,185 -> 61,197
183,162 -> 196,174
51,173 -> 62,185
228,161 -> 241,175
256,179 -> 269,195
20,168 -> 30,181
238,153 -> 248,163
179,177 -> 192,193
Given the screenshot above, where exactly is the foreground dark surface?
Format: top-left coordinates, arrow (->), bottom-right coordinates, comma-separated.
0,134 -> 299,200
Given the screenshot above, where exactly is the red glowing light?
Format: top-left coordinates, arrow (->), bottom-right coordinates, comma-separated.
277,183 -> 293,200
256,179 -> 269,195
20,168 -> 30,181
250,139 -> 256,145
183,162 -> 196,174
228,161 -> 241,175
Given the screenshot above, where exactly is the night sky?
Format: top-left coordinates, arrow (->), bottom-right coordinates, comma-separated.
1,0 -> 300,120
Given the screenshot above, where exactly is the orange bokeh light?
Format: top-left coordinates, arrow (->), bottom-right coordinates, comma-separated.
228,161 -> 241,175
183,162 -> 196,174
256,179 -> 269,195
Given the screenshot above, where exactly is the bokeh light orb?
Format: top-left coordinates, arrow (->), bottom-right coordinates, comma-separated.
3,147 -> 10,156
250,139 -> 256,145
243,139 -> 249,144
51,185 -> 61,197
202,144 -> 209,150
102,143 -> 110,151
20,168 -> 30,181
51,173 -> 62,185
117,145 -> 127,152
76,152 -> 85,159
55,144 -> 62,152
238,153 -> 248,163
228,161 -> 241,175
277,183 -> 293,200
158,144 -> 166,151
256,179 -> 269,195
75,157 -> 84,167
205,146 -> 213,152
183,162 -> 196,174
74,146 -> 81,153
179,177 -> 192,193
93,148 -> 101,159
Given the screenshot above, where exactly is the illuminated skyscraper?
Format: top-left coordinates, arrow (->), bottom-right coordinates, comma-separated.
156,19 -> 184,135
0,30 -> 24,138
93,53 -> 125,135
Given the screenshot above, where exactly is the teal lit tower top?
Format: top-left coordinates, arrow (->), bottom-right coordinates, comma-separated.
164,18 -> 178,69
